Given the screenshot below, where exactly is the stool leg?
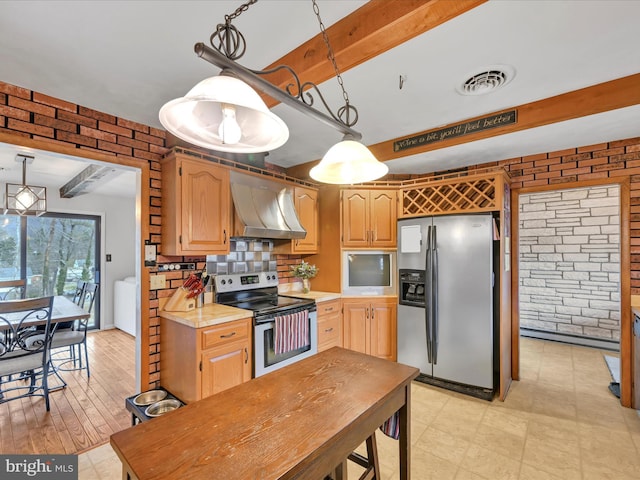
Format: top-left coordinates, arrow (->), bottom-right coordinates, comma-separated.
366,434 -> 380,479
334,461 -> 348,480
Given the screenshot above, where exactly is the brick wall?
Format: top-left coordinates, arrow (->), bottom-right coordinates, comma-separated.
0,81 -> 302,389
0,81 -> 169,387
391,138 -> 640,293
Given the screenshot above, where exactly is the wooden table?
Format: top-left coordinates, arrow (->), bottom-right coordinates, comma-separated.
111,347 -> 419,480
0,295 -> 89,328
51,295 -> 90,324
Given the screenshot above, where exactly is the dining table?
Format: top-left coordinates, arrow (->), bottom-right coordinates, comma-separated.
0,295 -> 90,394
111,346 -> 420,480
50,295 -> 90,325
0,295 -> 89,328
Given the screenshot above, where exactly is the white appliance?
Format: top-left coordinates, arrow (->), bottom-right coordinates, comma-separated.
341,250 -> 396,296
114,276 -> 136,336
397,213 -> 497,399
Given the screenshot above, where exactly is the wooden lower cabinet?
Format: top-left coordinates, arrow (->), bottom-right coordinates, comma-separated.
342,297 -> 397,361
160,317 -> 252,404
317,299 -> 342,352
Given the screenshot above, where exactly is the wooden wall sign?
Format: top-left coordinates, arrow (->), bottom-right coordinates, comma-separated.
394,110 -> 518,152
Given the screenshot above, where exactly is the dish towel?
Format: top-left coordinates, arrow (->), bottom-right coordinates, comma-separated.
274,309 -> 309,355
379,411 -> 400,440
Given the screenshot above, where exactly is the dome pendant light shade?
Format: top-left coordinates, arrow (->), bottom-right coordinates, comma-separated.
159,73 -> 289,153
309,138 -> 388,185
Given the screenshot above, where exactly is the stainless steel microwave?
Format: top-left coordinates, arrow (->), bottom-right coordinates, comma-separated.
341,250 -> 396,296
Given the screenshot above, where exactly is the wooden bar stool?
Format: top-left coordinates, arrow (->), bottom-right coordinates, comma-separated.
326,432 -> 380,480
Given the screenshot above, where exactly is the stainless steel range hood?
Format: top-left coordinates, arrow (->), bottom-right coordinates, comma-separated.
230,170 -> 306,240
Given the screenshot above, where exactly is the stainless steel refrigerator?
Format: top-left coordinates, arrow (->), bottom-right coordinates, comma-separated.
397,213 -> 496,398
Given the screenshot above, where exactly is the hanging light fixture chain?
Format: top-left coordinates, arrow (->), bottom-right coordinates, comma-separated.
225,0 -> 258,24
312,0 -> 357,128
212,0 -> 258,60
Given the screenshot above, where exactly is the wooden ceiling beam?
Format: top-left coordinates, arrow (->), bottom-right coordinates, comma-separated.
259,0 -> 487,108
368,72 -> 640,162
286,73 -> 640,179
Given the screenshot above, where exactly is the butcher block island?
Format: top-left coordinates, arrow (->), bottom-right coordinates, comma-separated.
111,347 -> 419,480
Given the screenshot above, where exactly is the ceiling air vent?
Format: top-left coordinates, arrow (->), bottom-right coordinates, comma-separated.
457,65 -> 515,96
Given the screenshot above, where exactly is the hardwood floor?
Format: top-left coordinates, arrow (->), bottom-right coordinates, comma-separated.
0,329 -> 135,454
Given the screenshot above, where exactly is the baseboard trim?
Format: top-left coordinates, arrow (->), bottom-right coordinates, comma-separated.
520,327 -> 619,352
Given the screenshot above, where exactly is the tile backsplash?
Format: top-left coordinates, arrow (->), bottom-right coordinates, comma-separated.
206,239 -> 277,274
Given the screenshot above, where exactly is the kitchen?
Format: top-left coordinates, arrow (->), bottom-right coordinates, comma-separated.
1,1 -> 639,478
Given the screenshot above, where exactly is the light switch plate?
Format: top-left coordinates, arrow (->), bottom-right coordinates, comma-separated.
150,274 -> 166,290
145,244 -> 156,262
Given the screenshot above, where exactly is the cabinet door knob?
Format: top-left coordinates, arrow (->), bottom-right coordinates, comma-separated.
223,229 -> 227,244
324,327 -> 334,333
220,332 -> 236,339
244,347 -> 248,364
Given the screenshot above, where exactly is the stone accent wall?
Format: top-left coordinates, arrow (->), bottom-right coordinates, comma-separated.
519,186 -> 620,342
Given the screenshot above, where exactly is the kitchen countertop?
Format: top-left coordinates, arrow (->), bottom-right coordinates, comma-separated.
340,294 -> 398,299
280,290 -> 342,303
160,303 -> 252,329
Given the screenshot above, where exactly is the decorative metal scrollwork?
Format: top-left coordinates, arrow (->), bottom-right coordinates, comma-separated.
207,0 -> 359,130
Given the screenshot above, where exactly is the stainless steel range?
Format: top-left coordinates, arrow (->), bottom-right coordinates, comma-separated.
214,272 -> 317,377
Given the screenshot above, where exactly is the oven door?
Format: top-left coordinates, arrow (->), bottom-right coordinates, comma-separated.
254,310 -> 318,377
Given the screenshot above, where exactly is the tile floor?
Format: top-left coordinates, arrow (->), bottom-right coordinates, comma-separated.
78,338 -> 640,479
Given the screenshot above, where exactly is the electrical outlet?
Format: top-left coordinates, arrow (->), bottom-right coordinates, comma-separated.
150,274 -> 166,290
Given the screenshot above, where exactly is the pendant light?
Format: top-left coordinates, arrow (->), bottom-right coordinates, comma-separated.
309,134 -> 388,184
162,0 -> 388,183
159,70 -> 289,153
3,154 -> 47,216
307,0 -> 387,184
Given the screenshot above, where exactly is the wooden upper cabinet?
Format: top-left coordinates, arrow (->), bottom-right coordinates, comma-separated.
271,185 -> 319,254
342,189 -> 397,248
161,153 -> 231,255
342,190 -> 369,247
293,186 -> 318,253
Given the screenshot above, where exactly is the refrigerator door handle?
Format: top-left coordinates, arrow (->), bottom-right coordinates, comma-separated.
425,225 -> 433,364
432,224 -> 439,365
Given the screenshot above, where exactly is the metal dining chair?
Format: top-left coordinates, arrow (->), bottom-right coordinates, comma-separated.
0,279 -> 26,301
0,296 -> 56,411
51,282 -> 98,378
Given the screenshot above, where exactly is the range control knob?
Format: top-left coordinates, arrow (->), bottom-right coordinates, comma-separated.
221,279 -> 226,285
228,279 -> 233,284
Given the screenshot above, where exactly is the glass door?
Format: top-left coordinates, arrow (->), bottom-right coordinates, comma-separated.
0,212 -> 101,328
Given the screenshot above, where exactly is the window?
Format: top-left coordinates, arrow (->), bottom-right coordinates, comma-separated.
0,212 -> 101,328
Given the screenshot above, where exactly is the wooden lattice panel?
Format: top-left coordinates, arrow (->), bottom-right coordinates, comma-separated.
400,176 -> 498,217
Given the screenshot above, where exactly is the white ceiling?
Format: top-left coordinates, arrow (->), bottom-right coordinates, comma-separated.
0,0 -> 639,197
